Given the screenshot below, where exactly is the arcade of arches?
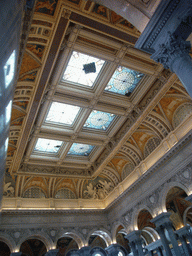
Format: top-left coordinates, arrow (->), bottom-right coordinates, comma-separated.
1,0 -> 192,256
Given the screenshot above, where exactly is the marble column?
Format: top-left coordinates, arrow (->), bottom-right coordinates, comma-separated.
163,222 -> 181,256
156,247 -> 163,256
151,213 -> 179,256
125,231 -> 144,256
176,226 -> 192,255
134,237 -> 144,256
179,236 -> 190,256
155,226 -> 172,256
145,239 -> 162,256
129,241 -> 138,256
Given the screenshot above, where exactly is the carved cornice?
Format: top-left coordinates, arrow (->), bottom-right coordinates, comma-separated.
106,129 -> 192,211
1,208 -> 104,216
135,0 -> 191,53
18,164 -> 91,178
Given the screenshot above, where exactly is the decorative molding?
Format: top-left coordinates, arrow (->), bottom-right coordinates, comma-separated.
152,33 -> 191,71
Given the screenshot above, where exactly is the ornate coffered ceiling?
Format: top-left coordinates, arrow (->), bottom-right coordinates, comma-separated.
3,0 -> 192,209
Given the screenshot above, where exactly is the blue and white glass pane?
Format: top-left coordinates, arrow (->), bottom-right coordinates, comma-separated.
84,110 -> 116,130
68,143 -> 94,156
4,50 -> 16,88
46,102 -> 80,125
105,66 -> 144,95
34,138 -> 63,153
62,51 -> 105,87
6,100 -> 12,124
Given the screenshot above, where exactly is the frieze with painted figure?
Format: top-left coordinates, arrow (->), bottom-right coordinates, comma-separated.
35,0 -> 58,15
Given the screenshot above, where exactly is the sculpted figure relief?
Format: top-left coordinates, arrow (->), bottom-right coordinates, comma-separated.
83,180 -> 114,199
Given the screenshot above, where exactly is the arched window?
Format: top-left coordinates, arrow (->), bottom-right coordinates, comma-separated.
23,187 -> 46,198
144,137 -> 161,158
55,188 -> 76,199
121,162 -> 135,180
172,103 -> 192,128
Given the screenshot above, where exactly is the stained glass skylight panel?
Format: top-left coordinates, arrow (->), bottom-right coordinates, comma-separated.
84,110 -> 116,130
68,143 -> 94,156
34,138 -> 63,153
105,66 -> 144,95
62,51 -> 105,87
45,102 -> 80,126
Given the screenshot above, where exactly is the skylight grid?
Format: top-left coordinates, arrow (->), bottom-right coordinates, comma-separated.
34,138 -> 63,154
45,102 -> 80,126
68,143 -> 94,156
105,66 -> 144,95
62,51 -> 105,87
84,110 -> 116,130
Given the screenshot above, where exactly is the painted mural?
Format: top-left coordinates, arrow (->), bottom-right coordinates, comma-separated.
27,44 -> 45,60
19,52 -> 40,76
35,0 -> 58,16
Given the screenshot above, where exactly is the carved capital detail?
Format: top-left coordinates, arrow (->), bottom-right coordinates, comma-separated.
152,33 -> 191,71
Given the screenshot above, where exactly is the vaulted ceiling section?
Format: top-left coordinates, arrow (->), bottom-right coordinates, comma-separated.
4,0 -> 192,209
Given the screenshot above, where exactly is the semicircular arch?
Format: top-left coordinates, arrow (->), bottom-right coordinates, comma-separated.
56,229 -> 85,248
132,205 -> 154,230
0,232 -> 16,253
17,232 -> 53,251
160,182 -> 190,213
86,228 -> 112,247
111,222 -> 127,243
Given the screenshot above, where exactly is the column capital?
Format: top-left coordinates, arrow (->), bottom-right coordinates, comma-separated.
125,230 -> 142,243
45,249 -> 59,256
10,253 -> 23,256
105,244 -> 128,256
151,212 -> 171,228
185,194 -> 192,203
79,246 -> 91,256
176,225 -> 192,237
151,33 -> 191,71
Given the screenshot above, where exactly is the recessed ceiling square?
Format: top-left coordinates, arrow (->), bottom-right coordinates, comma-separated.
105,66 -> 144,95
62,51 -> 105,87
34,138 -> 63,154
45,102 -> 80,126
84,110 -> 116,130
68,143 -> 94,156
